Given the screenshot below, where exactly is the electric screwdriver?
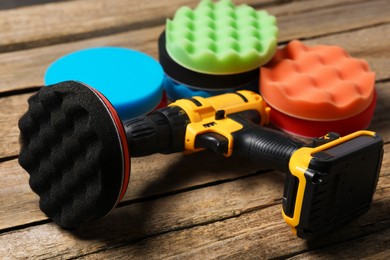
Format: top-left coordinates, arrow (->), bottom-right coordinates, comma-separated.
19,81 -> 383,238
125,90 -> 384,238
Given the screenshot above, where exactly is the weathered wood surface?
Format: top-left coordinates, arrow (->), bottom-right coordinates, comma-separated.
1,0 -> 389,93
0,151 -> 269,230
0,147 -> 389,259
0,0 -> 373,53
0,0 -> 281,53
0,0 -> 389,259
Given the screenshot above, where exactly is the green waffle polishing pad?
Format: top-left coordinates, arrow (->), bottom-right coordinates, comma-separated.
166,0 -> 278,75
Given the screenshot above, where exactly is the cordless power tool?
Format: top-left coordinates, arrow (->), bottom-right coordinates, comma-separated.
19,81 -> 383,238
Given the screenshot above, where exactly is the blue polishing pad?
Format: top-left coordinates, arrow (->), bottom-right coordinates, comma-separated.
163,76 -> 259,101
45,47 -> 164,120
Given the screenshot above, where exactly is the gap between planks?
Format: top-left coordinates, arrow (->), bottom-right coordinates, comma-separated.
0,149 -> 275,231
0,0 -> 373,53
0,126 -> 389,232
0,0 -> 286,53
1,1 -> 390,93
0,163 -> 389,259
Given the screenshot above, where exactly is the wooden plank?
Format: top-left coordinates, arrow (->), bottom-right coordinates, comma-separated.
0,93 -> 30,158
0,169 -> 286,258
0,0 -> 71,10
266,0 -> 368,17
0,150 -> 389,259
82,189 -> 390,259
289,228 -> 390,259
0,0 -> 192,51
371,82 -> 390,143
0,158 -> 46,230
0,150 -> 266,230
275,0 -> 390,41
1,4 -> 390,93
0,0 -> 373,53
0,25 -> 161,92
81,185 -> 390,260
0,0 -> 282,52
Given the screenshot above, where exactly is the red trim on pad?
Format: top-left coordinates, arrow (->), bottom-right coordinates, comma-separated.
270,90 -> 377,138
92,89 -> 131,203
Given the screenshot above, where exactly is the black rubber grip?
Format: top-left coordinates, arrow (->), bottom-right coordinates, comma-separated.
230,114 -> 303,173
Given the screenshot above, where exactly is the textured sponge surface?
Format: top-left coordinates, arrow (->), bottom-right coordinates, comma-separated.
260,40 -> 375,120
166,0 -> 278,75
45,47 -> 164,121
18,81 -> 126,229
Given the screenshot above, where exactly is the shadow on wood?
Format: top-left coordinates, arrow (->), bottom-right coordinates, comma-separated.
71,150 -> 282,243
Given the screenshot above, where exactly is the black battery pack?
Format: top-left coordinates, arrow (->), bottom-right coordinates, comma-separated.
283,132 -> 383,238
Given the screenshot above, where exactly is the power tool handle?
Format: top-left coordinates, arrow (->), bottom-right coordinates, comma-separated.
230,114 -> 303,173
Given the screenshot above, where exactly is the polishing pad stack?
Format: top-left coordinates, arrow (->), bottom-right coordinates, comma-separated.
18,81 -> 130,229
260,40 -> 376,137
159,0 -> 278,100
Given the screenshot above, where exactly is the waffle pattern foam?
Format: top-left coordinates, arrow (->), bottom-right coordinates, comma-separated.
166,0 -> 278,75
18,82 -> 124,228
260,40 -> 375,120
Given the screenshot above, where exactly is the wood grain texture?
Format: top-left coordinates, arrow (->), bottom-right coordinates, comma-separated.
0,149 -> 388,259
0,0 -> 72,10
1,0 -> 389,259
290,228 -> 390,259
0,0 -> 281,52
0,93 -> 30,158
0,159 -> 45,230
0,151 -> 268,230
275,0 -> 390,41
1,0 -> 390,92
0,0 -> 371,53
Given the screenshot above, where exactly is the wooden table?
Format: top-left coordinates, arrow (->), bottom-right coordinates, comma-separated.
1,0 -> 389,259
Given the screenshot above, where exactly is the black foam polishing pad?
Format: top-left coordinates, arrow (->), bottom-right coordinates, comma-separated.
18,81 -> 130,229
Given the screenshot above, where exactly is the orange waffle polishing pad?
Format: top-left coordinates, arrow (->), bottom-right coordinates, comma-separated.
260,41 -> 376,137
260,40 -> 375,121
